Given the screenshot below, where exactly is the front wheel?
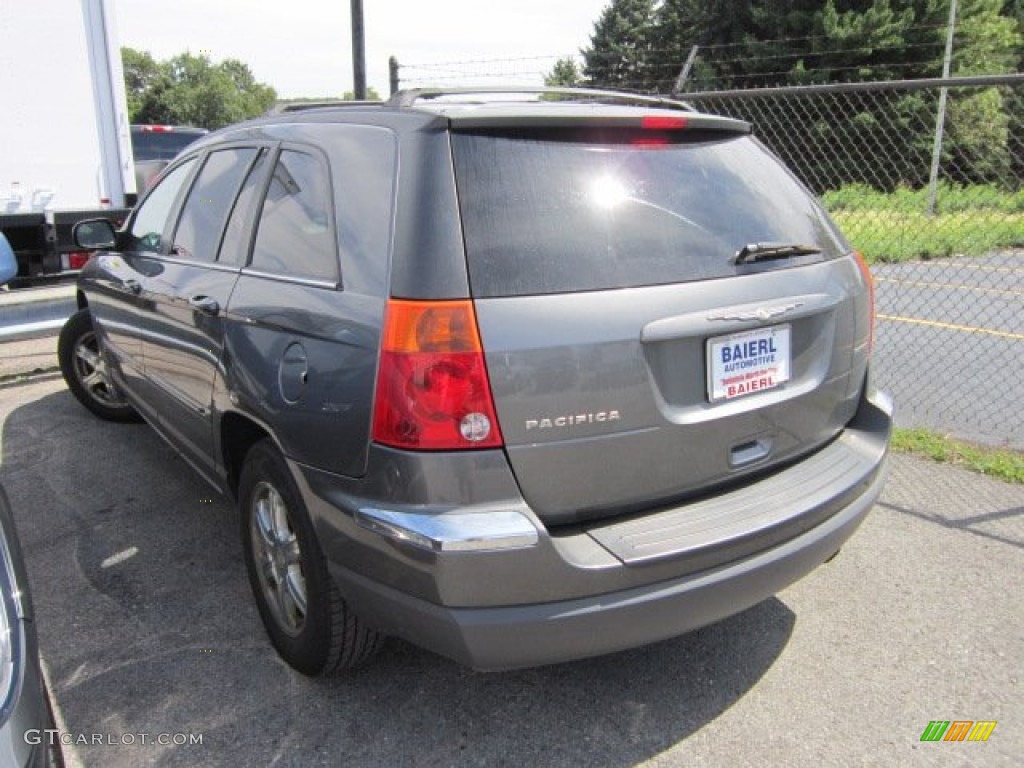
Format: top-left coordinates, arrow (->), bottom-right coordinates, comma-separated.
58,309 -> 139,422
239,439 -> 382,675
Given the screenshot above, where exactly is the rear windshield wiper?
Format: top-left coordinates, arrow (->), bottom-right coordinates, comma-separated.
733,242 -> 822,265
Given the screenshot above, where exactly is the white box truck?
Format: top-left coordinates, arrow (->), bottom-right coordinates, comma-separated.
0,0 -> 135,286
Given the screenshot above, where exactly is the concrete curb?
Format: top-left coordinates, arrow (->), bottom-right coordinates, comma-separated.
0,285 -> 76,342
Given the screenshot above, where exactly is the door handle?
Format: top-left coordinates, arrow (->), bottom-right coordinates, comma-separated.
123,278 -> 142,295
188,295 -> 220,315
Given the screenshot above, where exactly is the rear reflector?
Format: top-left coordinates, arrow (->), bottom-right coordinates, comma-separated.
372,300 -> 504,451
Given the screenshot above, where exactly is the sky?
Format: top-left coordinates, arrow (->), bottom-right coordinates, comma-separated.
113,0 -> 610,99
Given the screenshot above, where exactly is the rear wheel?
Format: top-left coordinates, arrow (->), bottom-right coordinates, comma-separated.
58,308 -> 139,422
239,439 -> 381,675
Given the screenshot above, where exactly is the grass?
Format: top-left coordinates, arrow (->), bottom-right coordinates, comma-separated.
891,427 -> 1024,484
821,183 -> 1024,264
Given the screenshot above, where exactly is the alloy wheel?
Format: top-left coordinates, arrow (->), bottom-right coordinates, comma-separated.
72,330 -> 125,406
250,481 -> 307,636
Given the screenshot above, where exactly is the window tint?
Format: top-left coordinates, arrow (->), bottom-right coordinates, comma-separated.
128,158 -> 197,253
218,150 -> 269,267
251,150 -> 337,282
451,133 -> 847,297
171,148 -> 258,262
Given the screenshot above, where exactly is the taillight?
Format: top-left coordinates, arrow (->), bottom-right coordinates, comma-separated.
68,251 -> 91,270
372,299 -> 503,450
853,250 -> 874,354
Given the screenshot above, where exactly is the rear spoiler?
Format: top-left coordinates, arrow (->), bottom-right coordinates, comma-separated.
443,112 -> 752,133
387,86 -> 750,134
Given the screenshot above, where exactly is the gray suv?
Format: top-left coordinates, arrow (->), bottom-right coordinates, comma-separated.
59,88 -> 892,675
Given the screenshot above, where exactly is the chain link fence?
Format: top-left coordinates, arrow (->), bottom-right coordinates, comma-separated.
679,75 -> 1023,448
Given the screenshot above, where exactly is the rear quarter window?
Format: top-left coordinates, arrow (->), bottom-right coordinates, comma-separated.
451,131 -> 847,297
251,149 -> 338,282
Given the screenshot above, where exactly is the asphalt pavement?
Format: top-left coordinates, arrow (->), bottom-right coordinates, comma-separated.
872,250 -> 1024,449
0,376 -> 1020,768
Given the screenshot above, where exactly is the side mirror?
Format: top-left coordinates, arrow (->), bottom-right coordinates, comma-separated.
73,219 -> 117,250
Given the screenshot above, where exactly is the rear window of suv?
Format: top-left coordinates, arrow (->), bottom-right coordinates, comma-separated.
451,131 -> 847,297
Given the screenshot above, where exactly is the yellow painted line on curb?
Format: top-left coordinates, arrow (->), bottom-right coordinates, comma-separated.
876,277 -> 1024,297
877,314 -> 1024,340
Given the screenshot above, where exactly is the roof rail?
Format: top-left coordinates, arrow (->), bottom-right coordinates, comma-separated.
388,86 -> 691,111
269,100 -> 382,114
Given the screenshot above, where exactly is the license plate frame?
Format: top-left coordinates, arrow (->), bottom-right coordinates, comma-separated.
707,324 -> 791,402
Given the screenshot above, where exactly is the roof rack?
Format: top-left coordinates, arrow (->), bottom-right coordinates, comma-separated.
387,86 -> 691,111
270,100 -> 382,114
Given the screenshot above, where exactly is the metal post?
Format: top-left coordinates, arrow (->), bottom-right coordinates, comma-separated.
350,0 -> 366,100
389,56 -> 399,97
671,46 -> 700,96
927,0 -> 958,217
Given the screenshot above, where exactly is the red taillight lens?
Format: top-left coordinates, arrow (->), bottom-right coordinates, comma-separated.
68,251 -> 91,270
372,300 -> 504,450
641,116 -> 688,130
853,250 -> 875,355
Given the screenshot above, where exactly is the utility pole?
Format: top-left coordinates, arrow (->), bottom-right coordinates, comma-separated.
671,46 -> 700,97
350,0 -> 366,99
389,56 -> 400,97
927,0 -> 958,217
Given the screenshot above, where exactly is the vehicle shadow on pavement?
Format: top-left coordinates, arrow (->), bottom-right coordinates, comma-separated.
1,386 -> 796,768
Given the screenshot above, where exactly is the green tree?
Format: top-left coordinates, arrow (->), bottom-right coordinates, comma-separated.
123,50 -> 276,129
648,1 -> 752,90
941,0 -> 1021,184
121,47 -> 161,117
582,0 -> 658,89
587,1 -> 1020,90
545,57 -> 582,86
579,0 -> 1021,188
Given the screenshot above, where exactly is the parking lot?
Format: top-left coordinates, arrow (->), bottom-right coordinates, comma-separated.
0,375 -> 1020,767
873,251 -> 1024,448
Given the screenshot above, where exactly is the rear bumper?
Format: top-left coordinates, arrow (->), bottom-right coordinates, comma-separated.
307,388 -> 892,670
338,454 -> 884,669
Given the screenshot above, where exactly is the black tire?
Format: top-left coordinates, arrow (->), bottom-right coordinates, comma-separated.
239,439 -> 382,675
57,309 -> 140,422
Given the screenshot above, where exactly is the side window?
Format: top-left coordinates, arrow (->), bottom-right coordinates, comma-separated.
171,148 -> 258,262
218,150 -> 269,267
128,158 -> 197,253
250,150 -> 337,282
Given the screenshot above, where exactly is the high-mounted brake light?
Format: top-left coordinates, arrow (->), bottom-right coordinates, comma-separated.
372,299 -> 504,451
140,125 -> 174,133
853,250 -> 875,355
641,116 -> 688,130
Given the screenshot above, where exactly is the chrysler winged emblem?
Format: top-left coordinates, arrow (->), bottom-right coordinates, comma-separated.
707,302 -> 804,322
